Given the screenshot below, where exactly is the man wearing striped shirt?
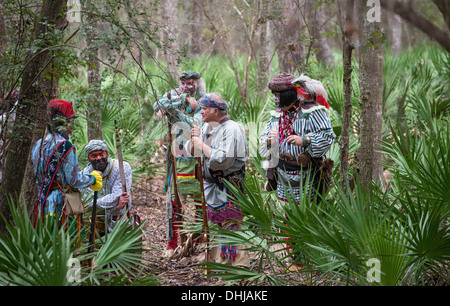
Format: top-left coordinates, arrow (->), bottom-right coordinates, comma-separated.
260,73 -> 336,270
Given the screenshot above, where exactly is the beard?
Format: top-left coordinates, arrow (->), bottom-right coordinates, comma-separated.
91,157 -> 108,172
182,85 -> 196,97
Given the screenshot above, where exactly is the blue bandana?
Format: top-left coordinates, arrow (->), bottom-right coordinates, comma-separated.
199,95 -> 227,110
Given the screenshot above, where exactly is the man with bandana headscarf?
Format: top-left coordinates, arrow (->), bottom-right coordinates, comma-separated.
81,139 -> 133,233
187,93 -> 249,266
153,70 -> 206,258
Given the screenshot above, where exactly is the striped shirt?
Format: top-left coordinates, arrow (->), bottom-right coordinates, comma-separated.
259,103 -> 335,201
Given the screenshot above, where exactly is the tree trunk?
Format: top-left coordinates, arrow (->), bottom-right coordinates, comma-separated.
0,0 -> 65,233
83,1 -> 102,140
432,0 -> 449,30
0,0 -> 7,51
201,2 -> 246,102
272,0 -> 303,74
161,0 -> 179,85
337,0 -> 356,195
307,1 -> 334,68
257,0 -> 269,99
389,0 -> 403,57
357,1 -> 384,191
380,0 -> 450,52
190,0 -> 203,55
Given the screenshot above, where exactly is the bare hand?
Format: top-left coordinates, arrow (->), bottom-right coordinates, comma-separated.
156,110 -> 165,121
286,135 -> 303,146
192,136 -> 203,150
115,192 -> 129,211
268,130 -> 278,145
186,97 -> 198,111
191,126 -> 201,138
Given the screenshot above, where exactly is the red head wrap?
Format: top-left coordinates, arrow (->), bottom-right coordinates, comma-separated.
49,99 -> 75,119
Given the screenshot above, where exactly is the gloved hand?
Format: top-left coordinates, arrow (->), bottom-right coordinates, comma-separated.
90,171 -> 103,191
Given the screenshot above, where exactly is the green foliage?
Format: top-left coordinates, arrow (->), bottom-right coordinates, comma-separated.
0,199 -> 158,286
177,44 -> 449,286
201,156 -> 449,285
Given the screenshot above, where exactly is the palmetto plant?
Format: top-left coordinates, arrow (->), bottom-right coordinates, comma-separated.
196,45 -> 449,286
203,158 -> 449,286
43,43 -> 448,286
0,198 -> 158,286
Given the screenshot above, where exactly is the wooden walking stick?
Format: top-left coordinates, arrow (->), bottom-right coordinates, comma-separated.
88,190 -> 98,262
166,92 -> 185,244
194,118 -> 209,266
114,120 -> 131,221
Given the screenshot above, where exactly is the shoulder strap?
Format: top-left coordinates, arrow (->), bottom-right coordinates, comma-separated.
36,139 -> 75,210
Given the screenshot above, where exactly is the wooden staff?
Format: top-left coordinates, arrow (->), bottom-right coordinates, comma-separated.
194,118 -> 209,265
166,92 -> 184,243
88,190 -> 98,255
114,120 -> 131,220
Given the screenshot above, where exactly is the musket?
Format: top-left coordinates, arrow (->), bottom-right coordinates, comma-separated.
194,118 -> 209,266
114,120 -> 131,220
166,92 -> 184,243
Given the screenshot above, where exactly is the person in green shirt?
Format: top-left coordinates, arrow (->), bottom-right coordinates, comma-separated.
153,70 -> 206,258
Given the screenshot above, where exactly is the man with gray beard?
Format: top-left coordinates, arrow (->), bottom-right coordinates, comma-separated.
188,93 -> 248,266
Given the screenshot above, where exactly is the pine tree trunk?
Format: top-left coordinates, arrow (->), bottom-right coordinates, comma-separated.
0,0 -> 65,233
337,0 -> 356,195
84,2 -> 102,140
357,1 -> 384,191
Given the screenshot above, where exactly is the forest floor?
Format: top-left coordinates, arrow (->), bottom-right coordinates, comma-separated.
125,159 -> 449,287
129,153 -> 320,287
131,170 -> 221,286
129,148 -> 304,286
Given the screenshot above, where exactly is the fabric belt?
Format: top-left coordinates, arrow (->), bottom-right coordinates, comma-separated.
204,169 -> 242,183
277,154 -> 323,172
49,184 -> 77,193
